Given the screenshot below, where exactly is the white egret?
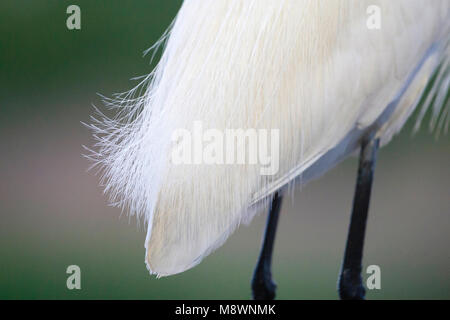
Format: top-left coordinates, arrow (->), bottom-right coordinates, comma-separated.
89,0 -> 449,299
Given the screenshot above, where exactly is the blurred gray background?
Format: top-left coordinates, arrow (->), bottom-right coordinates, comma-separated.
0,0 -> 449,299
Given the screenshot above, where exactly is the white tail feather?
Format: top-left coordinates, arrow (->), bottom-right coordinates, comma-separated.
87,0 -> 450,276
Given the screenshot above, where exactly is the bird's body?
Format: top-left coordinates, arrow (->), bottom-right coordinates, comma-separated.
91,0 -> 450,278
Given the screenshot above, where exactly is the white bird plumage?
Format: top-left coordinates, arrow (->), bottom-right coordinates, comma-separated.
89,0 -> 450,277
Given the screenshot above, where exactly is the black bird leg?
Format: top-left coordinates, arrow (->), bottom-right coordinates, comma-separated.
338,135 -> 380,300
251,192 -> 283,300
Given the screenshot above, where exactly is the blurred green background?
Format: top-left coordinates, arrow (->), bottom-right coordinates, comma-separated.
0,1 -> 449,300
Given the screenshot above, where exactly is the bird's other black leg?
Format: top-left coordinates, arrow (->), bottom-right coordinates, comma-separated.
338,135 -> 380,300
251,192 -> 283,300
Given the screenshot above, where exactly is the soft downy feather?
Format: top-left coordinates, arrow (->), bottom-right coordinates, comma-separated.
88,0 -> 450,277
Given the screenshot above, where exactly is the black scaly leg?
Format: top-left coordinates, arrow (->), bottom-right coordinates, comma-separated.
251,192 -> 283,300
338,135 -> 380,300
